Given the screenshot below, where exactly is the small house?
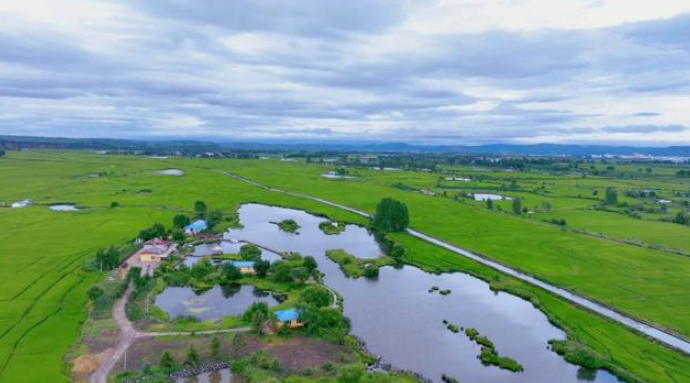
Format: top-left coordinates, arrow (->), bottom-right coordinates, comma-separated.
275,309 -> 303,329
184,220 -> 208,235
138,239 -> 176,262
232,261 -> 256,275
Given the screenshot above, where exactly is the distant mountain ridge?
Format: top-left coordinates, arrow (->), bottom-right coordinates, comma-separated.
2,135 -> 690,157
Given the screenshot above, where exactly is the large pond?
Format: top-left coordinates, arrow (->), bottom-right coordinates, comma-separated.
211,203 -> 622,383
156,284 -> 279,321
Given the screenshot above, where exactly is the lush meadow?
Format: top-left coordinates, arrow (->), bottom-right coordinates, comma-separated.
2,151 -> 690,383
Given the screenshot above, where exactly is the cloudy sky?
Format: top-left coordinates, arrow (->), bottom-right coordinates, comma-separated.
1,0 -> 690,145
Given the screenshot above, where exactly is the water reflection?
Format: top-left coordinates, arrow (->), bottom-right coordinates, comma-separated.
212,204 -> 623,383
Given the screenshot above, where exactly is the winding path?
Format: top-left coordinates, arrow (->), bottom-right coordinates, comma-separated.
89,284 -> 250,383
218,170 -> 690,356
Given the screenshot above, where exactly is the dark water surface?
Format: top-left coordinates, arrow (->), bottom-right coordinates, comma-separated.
156,284 -> 278,321
196,204 -> 623,383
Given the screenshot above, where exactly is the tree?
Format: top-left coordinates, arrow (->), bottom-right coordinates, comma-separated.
95,247 -> 120,270
271,261 -> 292,283
110,201 -> 119,208
674,211 -> 689,225
254,259 -> 270,278
303,256 -> 318,272
364,264 -> 379,279
222,263 -> 242,281
300,286 -> 332,308
372,198 -> 410,232
604,187 -> 618,205
160,351 -> 176,370
207,209 -> 223,229
171,228 -> 186,243
173,214 -> 191,228
138,223 -> 166,241
486,199 -> 493,210
0,149 -> 5,157
240,244 -> 262,261
191,258 -> 214,279
211,337 -> 221,359
186,345 -> 199,367
291,267 -> 310,283
512,197 -> 522,215
87,286 -> 104,300
194,200 -> 207,218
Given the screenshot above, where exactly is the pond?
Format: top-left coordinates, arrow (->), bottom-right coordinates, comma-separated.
473,193 -> 512,201
445,177 -> 471,181
49,204 -> 80,211
216,203 -> 622,383
322,172 -> 356,179
175,369 -> 233,383
184,241 -> 282,267
158,168 -> 185,176
155,284 -> 279,321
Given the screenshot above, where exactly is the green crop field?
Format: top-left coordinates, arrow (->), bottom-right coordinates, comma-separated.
2,151 -> 690,383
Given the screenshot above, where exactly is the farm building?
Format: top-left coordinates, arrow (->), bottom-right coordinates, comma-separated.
137,239 -> 177,262
232,261 -> 256,274
275,309 -> 304,329
184,219 -> 208,235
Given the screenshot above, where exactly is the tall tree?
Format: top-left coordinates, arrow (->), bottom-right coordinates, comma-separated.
194,200 -> 207,218
512,197 -> 522,215
604,187 -> 618,205
0,149 -> 6,157
173,214 -> 190,228
372,198 -> 410,232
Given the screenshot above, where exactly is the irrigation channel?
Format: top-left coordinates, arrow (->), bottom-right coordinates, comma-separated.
217,171 -> 690,356
168,200 -> 625,383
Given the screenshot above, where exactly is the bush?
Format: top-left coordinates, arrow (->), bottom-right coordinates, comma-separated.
223,263 -> 242,281
363,264 -> 379,279
301,286 -> 332,308
240,244 -> 262,261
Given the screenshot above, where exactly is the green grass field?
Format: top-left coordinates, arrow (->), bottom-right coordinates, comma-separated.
1,151 -> 690,383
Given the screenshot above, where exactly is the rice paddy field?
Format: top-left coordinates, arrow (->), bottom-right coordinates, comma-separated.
2,150 -> 690,383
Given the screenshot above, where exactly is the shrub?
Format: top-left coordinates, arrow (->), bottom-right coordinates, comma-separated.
301,286 -> 332,308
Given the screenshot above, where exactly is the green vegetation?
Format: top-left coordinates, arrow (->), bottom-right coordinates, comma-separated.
324,249 -> 393,278
372,198 -> 409,231
276,219 -> 300,233
3,151 -> 690,383
319,221 -> 346,235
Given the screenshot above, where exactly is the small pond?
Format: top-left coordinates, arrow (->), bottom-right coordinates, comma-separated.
11,199 -> 31,208
49,204 -> 80,211
155,284 -> 279,321
176,369 -> 233,383
322,172 -> 356,179
473,193 -> 512,201
212,203 -> 622,383
184,241 -> 282,267
158,168 -> 185,176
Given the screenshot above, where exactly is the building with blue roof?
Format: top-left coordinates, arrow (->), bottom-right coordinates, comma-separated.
184,220 -> 207,235
275,308 -> 303,329
232,261 -> 256,274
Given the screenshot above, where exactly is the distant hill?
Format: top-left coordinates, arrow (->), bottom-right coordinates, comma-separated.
3,135 -> 690,157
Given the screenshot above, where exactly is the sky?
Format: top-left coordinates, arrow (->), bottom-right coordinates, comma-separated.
1,0 -> 689,146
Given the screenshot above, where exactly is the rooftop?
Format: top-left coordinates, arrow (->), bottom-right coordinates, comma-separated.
275,309 -> 299,322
